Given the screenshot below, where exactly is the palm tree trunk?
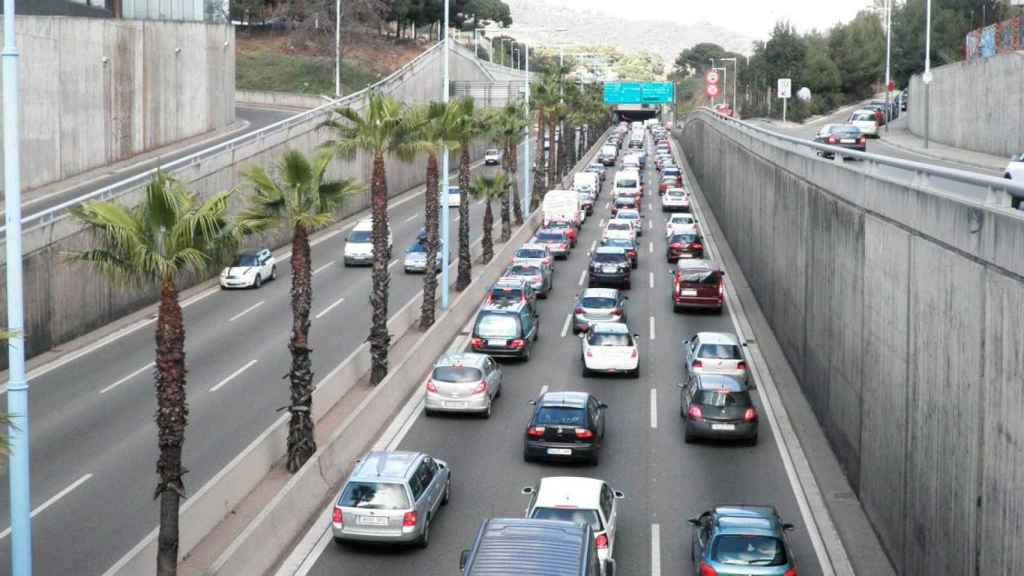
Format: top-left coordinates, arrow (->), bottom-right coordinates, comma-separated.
560,121 -> 570,177
499,148 -> 512,242
420,152 -> 440,329
455,145 -> 472,291
286,223 -> 316,473
369,152 -> 391,385
547,115 -> 557,187
532,109 -> 546,209
155,275 -> 187,576
509,140 -> 523,225
482,200 -> 494,264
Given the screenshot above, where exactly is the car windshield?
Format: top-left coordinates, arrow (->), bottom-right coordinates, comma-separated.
830,126 -> 861,136
711,535 -> 788,566
696,389 -> 752,407
618,212 -> 639,220
231,254 -> 260,267
338,482 -> 410,510
490,286 -> 524,302
589,332 -> 632,346
407,243 -> 427,253
349,230 -> 372,243
475,313 -> 519,338
530,507 -> 604,531
432,366 -> 484,383
593,253 -> 626,264
670,233 -> 699,244
534,406 -> 586,426
668,189 -> 686,197
698,343 -> 742,359
486,149 -> 499,155
605,239 -> 633,250
507,265 -> 540,276
536,232 -> 564,242
581,296 -> 617,309
616,178 -> 638,187
680,270 -> 720,284
449,188 -> 462,195
516,249 -> 546,259
852,112 -> 875,122
664,168 -> 680,176
615,198 -> 636,206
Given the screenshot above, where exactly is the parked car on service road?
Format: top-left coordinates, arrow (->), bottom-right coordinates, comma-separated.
484,148 -> 501,166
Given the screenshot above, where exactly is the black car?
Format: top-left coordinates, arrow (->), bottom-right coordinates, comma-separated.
679,374 -> 758,444
470,303 -> 539,360
667,229 -> 704,263
601,237 -> 638,268
524,391 -> 607,465
588,247 -> 632,289
813,124 -> 866,159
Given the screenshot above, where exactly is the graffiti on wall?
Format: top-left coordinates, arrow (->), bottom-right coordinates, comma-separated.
966,16 -> 1022,60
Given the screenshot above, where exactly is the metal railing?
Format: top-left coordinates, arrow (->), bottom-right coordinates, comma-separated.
691,107 -> 1024,209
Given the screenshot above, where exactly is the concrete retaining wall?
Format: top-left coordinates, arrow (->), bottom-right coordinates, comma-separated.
235,90 -> 326,110
908,52 -> 1024,159
0,16 -> 235,193
681,111 -> 1024,575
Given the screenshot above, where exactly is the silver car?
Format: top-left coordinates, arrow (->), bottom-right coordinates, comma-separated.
513,243 -> 555,274
573,288 -> 627,334
683,332 -> 749,382
331,451 -> 451,547
425,352 -> 503,417
403,242 -> 452,274
502,263 -> 552,298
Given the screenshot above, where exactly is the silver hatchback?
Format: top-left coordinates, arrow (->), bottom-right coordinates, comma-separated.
331,451 -> 451,547
425,352 -> 503,417
573,288 -> 627,334
683,332 -> 749,382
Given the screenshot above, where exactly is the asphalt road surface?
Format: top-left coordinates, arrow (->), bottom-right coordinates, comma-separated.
301,134 -> 829,576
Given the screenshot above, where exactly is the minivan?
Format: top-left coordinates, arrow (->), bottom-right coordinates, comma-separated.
613,171 -> 641,199
460,518 -> 613,576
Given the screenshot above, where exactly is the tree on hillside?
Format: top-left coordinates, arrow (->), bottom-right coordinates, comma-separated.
672,42 -> 735,78
803,34 -> 843,113
828,11 -> 884,99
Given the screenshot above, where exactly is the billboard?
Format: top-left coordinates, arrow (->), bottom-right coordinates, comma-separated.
603,82 -> 675,105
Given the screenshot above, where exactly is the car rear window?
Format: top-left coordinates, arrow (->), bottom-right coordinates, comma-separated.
604,239 -> 634,250
697,343 -> 742,359
711,535 -> 788,566
516,249 -> 546,259
593,253 -> 627,264
339,481 -> 410,510
581,296 -> 617,309
490,286 -> 524,302
589,332 -> 632,346
830,126 -> 861,136
615,198 -> 636,206
670,233 -> 699,244
530,507 -> 604,531
618,212 -> 639,220
348,230 -> 372,243
667,189 -> 686,197
852,112 -> 875,122
507,265 -> 540,276
695,389 -> 751,407
432,366 -> 484,383
475,313 -> 519,338
616,178 -> 638,187
407,243 -> 427,253
680,270 -> 720,284
535,406 -> 586,426
536,232 -> 564,242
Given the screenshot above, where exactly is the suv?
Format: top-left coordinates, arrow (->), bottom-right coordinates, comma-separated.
671,259 -> 724,313
588,247 -> 632,289
344,219 -> 393,266
679,373 -> 758,444
471,303 -> 539,360
524,391 -> 606,465
513,243 -> 555,272
331,451 -> 451,547
688,506 -> 797,576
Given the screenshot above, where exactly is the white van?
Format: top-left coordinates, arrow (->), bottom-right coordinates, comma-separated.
573,172 -> 599,196
543,189 -> 584,227
613,170 -> 642,199
343,219 -> 393,267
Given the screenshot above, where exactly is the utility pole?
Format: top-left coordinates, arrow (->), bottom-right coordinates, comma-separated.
335,0 -> 342,96
923,0 -> 932,148
884,0 -> 892,130
3,0 -> 32,572
441,0 -> 450,309
524,42 -> 532,216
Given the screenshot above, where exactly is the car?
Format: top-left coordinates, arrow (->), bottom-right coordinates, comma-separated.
813,124 -> 866,158
460,518 -> 613,576
522,477 -> 625,569
546,220 -> 578,247
343,219 -> 393,266
585,162 -> 607,182
667,226 -> 704,262
331,451 -> 451,547
523,391 -> 607,465
446,186 -> 463,207
502,262 -> 552,298
679,373 -> 758,443
598,145 -> 618,166
425,352 -> 503,417
666,213 -> 698,237
600,237 -> 638,268
403,240 -> 451,274
659,174 -> 682,194
485,278 -> 538,311
470,303 -> 539,360
671,259 -> 724,313
688,506 -> 797,576
602,220 -> 636,243
1004,153 -> 1024,180
611,196 -> 638,217
573,288 -> 627,334
513,243 -> 555,272
614,209 -> 643,236
588,246 -> 632,289
848,109 -> 879,137
579,190 -> 596,215
220,248 -> 276,289
661,166 -> 682,182
683,331 -> 749,382
580,322 -> 640,378
484,148 -> 501,166
534,229 -> 572,260
661,187 -> 690,212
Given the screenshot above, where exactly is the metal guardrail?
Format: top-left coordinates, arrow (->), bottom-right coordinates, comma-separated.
0,40 -> 448,238
692,107 -> 1024,208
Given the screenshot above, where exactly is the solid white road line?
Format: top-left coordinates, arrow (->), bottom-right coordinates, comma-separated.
649,272 -> 654,289
650,389 -> 658,429
209,359 -> 258,392
651,523 -> 662,576
605,202 -> 610,210
315,296 -> 347,320
649,203 -> 653,211
388,259 -> 399,269
0,473 -> 93,540
599,218 -> 605,227
578,269 -> 587,287
229,301 -> 264,322
589,240 -> 597,252
99,362 -> 154,395
312,262 -> 334,276
649,316 -> 656,340
649,241 -> 654,254
648,219 -> 653,230
538,384 -> 549,398
561,313 -> 572,338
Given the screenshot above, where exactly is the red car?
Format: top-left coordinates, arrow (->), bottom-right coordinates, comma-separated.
666,226 -> 704,263
671,259 -> 724,313
659,175 -> 681,194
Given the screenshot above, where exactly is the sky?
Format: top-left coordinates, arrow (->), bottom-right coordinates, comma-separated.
548,0 -> 874,40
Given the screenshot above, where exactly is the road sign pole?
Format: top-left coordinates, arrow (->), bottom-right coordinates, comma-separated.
782,98 -> 786,123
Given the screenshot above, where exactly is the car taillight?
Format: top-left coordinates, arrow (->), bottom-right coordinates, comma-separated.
510,338 -> 526,349
575,306 -> 585,314
688,405 -> 704,420
586,349 -> 594,358
332,506 -> 343,525
699,561 -> 718,575
784,570 -> 797,576
611,308 -> 622,316
670,242 -> 682,249
737,361 -> 747,371
744,407 -> 758,422
471,381 -> 487,395
426,379 -> 439,392
595,533 -> 609,549
718,281 -> 725,297
691,242 -> 703,251
630,348 -> 638,358
575,428 -> 594,439
827,136 -> 837,144
471,337 -> 484,348
692,359 -> 703,368
562,242 -> 569,250
403,511 -> 417,527
528,426 -> 546,437
858,137 -> 866,145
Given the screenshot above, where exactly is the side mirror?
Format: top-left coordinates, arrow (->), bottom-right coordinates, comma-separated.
521,486 -> 535,495
687,518 -> 701,527
528,399 -> 537,405
603,558 -> 616,576
676,381 -> 686,389
613,490 -> 625,499
782,523 -> 796,531
578,332 -> 586,339
459,550 -> 470,571
719,270 -> 726,276
598,402 -> 609,409
633,333 -> 641,341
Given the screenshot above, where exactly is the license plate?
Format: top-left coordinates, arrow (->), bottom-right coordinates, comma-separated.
711,423 -> 736,431
488,339 -> 507,347
547,448 -> 572,456
680,253 -> 693,258
602,266 -> 618,273
681,289 -> 698,296
443,401 -> 468,409
357,515 -> 388,526
840,138 -> 855,143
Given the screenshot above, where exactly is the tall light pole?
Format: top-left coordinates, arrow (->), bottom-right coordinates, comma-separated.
923,0 -> 932,148
3,0 -> 31,573
335,0 -> 342,96
884,0 -> 892,130
721,57 -> 738,113
441,0 -> 451,310
524,42 -> 531,216
709,58 -> 716,106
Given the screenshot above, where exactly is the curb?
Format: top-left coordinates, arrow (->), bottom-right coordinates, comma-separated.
878,134 -> 1005,174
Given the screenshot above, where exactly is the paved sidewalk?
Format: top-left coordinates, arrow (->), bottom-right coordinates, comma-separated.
879,117 -> 1008,174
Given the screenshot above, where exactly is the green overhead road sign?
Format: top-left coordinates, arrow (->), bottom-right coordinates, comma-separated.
603,82 -> 675,105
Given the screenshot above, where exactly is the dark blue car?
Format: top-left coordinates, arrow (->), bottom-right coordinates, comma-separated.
688,505 -> 797,576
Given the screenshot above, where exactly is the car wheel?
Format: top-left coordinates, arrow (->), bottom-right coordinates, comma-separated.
416,517 -> 431,548
271,265 -> 277,280
581,361 -> 590,377
624,280 -> 631,290
523,447 -> 535,463
424,408 -> 436,417
254,274 -> 262,289
673,303 -> 682,314
442,479 -> 451,505
684,429 -> 695,444
630,366 -> 640,379
747,434 -> 759,447
483,400 -> 492,419
589,450 -> 600,466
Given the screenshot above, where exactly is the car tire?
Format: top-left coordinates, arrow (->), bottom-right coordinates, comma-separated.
630,367 -> 640,379
582,362 -> 590,377
523,447 -> 535,463
747,434 -> 759,447
416,517 -> 431,548
442,479 -> 451,505
684,429 -> 695,444
424,408 -> 436,417
254,274 -> 262,289
589,451 -> 600,466
673,303 -> 682,314
483,400 -> 492,419
624,280 -> 631,290
271,266 -> 278,281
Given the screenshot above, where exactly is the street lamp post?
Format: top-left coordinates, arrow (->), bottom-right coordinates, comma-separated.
441,0 -> 451,310
884,0 -> 892,131
335,0 -> 341,96
708,58 -> 716,107
923,0 -> 932,148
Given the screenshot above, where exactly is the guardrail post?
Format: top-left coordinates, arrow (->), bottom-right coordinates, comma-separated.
985,185 -> 1013,208
911,170 -> 930,189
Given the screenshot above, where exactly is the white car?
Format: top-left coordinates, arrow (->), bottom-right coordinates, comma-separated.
666,213 -> 698,238
614,209 -> 642,237
580,321 -> 640,377
484,148 -> 502,166
603,220 -> 636,242
661,187 -> 690,212
848,110 -> 879,137
343,219 -> 393,266
523,477 -> 624,571
1004,153 -> 1024,181
220,248 -> 277,289
446,186 -> 462,208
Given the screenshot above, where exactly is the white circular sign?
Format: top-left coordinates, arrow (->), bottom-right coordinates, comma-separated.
705,70 -> 720,85
922,70 -> 933,84
706,83 -> 720,98
797,87 -> 812,101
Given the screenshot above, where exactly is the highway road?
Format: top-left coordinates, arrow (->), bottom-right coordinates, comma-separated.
0,144 -> 517,576
298,134 -> 830,576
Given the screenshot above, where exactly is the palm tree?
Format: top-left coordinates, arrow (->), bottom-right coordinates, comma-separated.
467,172 -> 510,264
68,172 -> 236,576
450,97 -> 484,291
530,77 -> 559,208
238,149 -> 364,472
491,103 -> 528,233
321,91 -> 417,385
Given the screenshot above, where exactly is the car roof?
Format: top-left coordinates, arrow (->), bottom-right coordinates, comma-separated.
696,331 -> 741,345
669,224 -> 700,235
493,278 -> 527,289
353,219 -> 373,231
590,322 -> 629,334
238,250 -> 262,257
351,451 -> 422,482
465,518 -> 591,575
581,287 -> 619,299
534,477 -> 605,509
713,506 -> 782,536
595,246 -> 627,255
695,374 -> 748,392
617,209 -> 640,216
435,352 -> 489,369
676,258 -> 719,272
517,243 -> 549,252
539,391 -> 590,408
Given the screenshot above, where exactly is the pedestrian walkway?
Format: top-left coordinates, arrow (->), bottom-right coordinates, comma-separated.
879,117 -> 1009,174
